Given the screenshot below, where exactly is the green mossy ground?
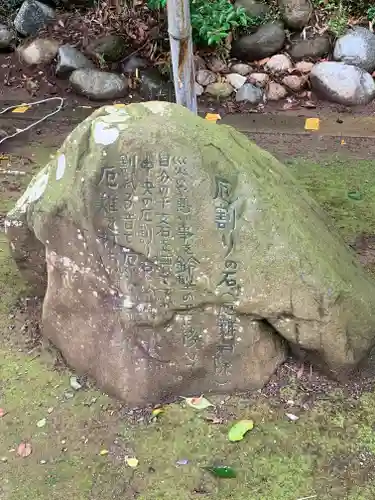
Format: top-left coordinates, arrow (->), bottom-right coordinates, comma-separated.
2,153 -> 375,499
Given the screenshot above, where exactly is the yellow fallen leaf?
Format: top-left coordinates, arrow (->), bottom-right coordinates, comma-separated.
341,139 -> 346,145
12,105 -> 30,114
184,395 -> 214,410
205,113 -> 221,122
152,407 -> 164,417
113,103 -> 126,108
304,117 -> 320,131
125,456 -> 139,468
99,449 -> 109,456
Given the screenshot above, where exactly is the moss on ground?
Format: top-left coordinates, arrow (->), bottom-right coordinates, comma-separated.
2,154 -> 375,498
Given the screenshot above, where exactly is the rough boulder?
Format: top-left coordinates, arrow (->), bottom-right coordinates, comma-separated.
6,102 -> 375,405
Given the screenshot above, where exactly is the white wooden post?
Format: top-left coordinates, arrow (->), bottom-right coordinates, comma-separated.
167,0 -> 197,114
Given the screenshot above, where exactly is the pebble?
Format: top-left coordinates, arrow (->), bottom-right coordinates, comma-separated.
205,82 -> 234,98
282,74 -> 306,92
69,69 -> 128,100
196,69 -> 217,86
56,44 -> 94,76
226,73 -> 247,89
267,82 -> 288,100
14,0 -> 55,37
235,83 -> 263,103
265,54 -> 293,74
295,61 -> 314,73
0,23 -> 15,49
230,63 -> 252,76
195,82 -> 204,96
19,38 -> 59,65
248,72 -> 269,88
206,56 -> 227,73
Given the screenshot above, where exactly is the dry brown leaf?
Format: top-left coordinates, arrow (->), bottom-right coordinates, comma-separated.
17,442 -> 32,458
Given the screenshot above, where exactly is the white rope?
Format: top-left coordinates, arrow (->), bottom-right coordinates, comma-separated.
0,97 -> 64,145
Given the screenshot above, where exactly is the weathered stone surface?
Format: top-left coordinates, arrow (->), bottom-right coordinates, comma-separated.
235,83 -> 263,103
195,82 -> 204,96
248,72 -> 269,87
56,44 -> 94,76
232,22 -> 286,62
279,0 -> 312,30
265,54 -> 293,74
0,24 -> 15,50
310,62 -> 375,105
230,63 -> 252,76
196,69 -> 217,87
206,56 -> 227,73
288,34 -> 331,61
295,60 -> 314,73
19,38 -> 59,65
282,74 -> 306,91
7,101 -> 375,405
86,34 -> 127,62
234,0 -> 270,18
69,69 -> 128,100
333,27 -> 375,73
205,82 -> 234,98
226,73 -> 247,90
266,82 -> 287,100
14,0 -> 55,37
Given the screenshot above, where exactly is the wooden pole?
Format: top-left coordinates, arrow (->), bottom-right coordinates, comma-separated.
167,0 -> 197,114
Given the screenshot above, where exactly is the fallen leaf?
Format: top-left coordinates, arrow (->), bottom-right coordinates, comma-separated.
348,191 -> 362,201
203,465 -> 237,478
11,105 -> 30,114
70,376 -> 82,391
340,139 -> 346,145
256,57 -> 270,66
99,449 -> 109,456
183,396 -> 214,410
286,413 -> 299,421
125,456 -> 139,468
228,419 -> 254,442
0,408 -> 7,418
17,442 -> 32,458
36,418 -> 46,428
151,407 -> 164,417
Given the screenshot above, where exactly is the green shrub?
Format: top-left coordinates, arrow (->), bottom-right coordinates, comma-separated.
148,0 -> 263,47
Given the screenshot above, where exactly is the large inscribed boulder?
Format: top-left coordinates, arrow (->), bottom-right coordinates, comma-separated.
6,102 -> 375,405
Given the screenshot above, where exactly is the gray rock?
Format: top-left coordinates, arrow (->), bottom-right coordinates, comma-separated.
288,34 -> 331,61
14,0 -> 55,37
236,83 -> 263,103
86,34 -> 127,62
205,82 -> 234,98
310,61 -> 375,105
19,38 -> 59,65
56,44 -> 94,77
121,55 -> 148,74
69,69 -> 128,100
195,82 -> 204,96
196,69 -> 217,86
139,68 -> 175,101
234,0 -> 270,17
232,22 -> 286,62
226,73 -> 247,89
0,24 -> 15,50
230,63 -> 252,75
279,0 -> 312,30
333,27 -> 375,73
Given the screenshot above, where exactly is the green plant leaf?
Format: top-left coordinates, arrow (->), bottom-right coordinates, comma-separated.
228,419 -> 254,442
203,465 -> 237,478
